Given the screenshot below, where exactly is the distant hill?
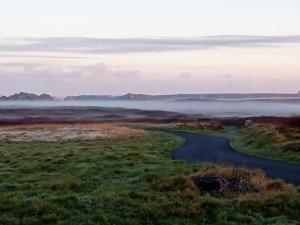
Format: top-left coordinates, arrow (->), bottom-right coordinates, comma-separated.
64,93 -> 173,101
64,95 -> 115,101
64,92 -> 300,101
1,92 -> 300,101
0,92 -> 55,101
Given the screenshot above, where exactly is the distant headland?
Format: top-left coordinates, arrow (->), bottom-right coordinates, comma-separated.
0,92 -> 56,101
1,92 -> 300,101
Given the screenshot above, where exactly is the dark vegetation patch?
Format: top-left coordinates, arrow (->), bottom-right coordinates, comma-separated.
0,106 -> 197,125
190,166 -> 295,199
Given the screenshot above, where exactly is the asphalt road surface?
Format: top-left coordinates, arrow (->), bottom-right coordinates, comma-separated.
171,131 -> 300,185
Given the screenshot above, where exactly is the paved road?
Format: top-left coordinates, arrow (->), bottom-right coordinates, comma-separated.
171,131 -> 300,185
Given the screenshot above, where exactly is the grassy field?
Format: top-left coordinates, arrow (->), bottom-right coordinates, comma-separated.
0,130 -> 300,225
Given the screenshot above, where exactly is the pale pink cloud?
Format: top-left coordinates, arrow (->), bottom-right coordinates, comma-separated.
1,62 -> 299,95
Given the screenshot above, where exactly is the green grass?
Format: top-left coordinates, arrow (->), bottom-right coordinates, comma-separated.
0,131 -> 299,225
221,126 -> 300,163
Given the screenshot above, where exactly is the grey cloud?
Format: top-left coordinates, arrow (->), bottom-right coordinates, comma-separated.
0,54 -> 90,59
0,62 -> 145,95
1,35 -> 300,54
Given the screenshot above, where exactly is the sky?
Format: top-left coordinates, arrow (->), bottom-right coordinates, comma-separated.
0,0 -> 300,96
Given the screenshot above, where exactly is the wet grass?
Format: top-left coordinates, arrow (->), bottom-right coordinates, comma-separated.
0,131 -> 299,225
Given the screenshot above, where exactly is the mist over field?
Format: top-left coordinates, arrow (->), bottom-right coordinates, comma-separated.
1,99 -> 299,117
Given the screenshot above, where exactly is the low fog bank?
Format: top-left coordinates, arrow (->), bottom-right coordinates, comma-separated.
0,100 -> 299,117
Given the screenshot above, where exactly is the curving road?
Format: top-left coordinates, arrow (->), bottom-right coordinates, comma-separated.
171,131 -> 300,185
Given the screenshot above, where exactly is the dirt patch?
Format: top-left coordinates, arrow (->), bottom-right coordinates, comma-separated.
0,123 -> 144,142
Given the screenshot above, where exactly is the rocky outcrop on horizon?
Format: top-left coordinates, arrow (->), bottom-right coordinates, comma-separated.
0,92 -> 55,101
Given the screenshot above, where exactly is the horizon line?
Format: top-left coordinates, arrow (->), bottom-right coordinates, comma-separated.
2,91 -> 300,98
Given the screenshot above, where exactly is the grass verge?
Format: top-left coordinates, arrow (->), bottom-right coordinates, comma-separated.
163,122 -> 300,164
